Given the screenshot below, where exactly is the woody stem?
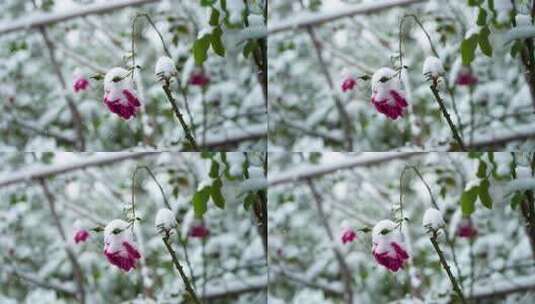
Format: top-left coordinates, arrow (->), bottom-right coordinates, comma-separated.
430,83 -> 466,151
162,81 -> 199,150
429,232 -> 467,304
162,236 -> 201,304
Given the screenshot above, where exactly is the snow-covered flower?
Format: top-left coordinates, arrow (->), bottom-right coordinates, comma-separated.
226,0 -> 245,24
103,67 -> 142,120
155,56 -> 177,82
155,208 -> 176,235
341,228 -> 357,244
74,229 -> 90,244
372,220 -> 409,272
189,222 -> 209,239
189,70 -> 210,87
341,76 -> 357,92
104,219 -> 141,272
457,217 -> 477,239
456,68 -> 478,86
371,67 -> 408,120
422,208 -> 445,233
72,69 -> 90,93
422,56 -> 444,81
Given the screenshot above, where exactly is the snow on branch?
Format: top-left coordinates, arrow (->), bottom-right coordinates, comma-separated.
268,0 -> 427,35
0,152 -> 158,188
5,266 -> 77,295
470,274 -> 535,300
200,124 -> 267,149
460,123 -> 535,150
201,275 -> 267,301
269,152 -> 422,186
0,0 -> 161,35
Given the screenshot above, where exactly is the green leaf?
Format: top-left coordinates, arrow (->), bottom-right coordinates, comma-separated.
478,26 -> 493,57
210,179 -> 225,209
192,187 -> 210,217
243,192 -> 256,210
461,186 -> 479,215
209,8 -> 220,26
511,192 -> 523,210
211,27 -> 226,57
461,34 -> 478,65
476,160 -> 487,178
193,35 -> 210,65
477,8 -> 487,26
209,160 -> 219,178
479,179 -> 493,208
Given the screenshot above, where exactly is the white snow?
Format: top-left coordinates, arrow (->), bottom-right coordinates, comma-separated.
422,208 -> 444,232
494,0 -> 513,23
104,67 -> 133,98
155,208 -> 176,233
422,56 -> 444,79
104,219 -> 133,253
154,56 -> 177,80
516,14 -> 532,27
227,153 -> 246,176
226,0 -> 245,24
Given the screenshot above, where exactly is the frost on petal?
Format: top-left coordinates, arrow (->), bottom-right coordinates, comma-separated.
456,68 -> 478,86
457,217 -> 478,239
155,56 -> 177,81
155,208 -> 176,234
341,77 -> 357,92
422,208 -> 445,232
189,70 -> 210,87
372,220 -> 409,272
422,56 -> 444,80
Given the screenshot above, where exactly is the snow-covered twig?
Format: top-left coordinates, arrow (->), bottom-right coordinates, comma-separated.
0,0 -> 161,35
269,152 -> 422,186
39,179 -> 86,304
0,152 -> 158,188
268,0 -> 427,35
469,274 -> 535,300
4,266 -> 77,295
200,275 -> 267,301
199,124 -> 267,149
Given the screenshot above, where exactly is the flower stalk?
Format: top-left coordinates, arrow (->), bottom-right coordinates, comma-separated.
162,79 -> 199,150
429,231 -> 467,304
162,233 -> 201,304
429,80 -> 466,151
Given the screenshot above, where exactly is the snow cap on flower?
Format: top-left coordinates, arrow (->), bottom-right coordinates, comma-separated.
189,221 -> 210,239
457,217 -> 477,239
372,220 -> 409,272
103,67 -> 142,120
155,56 -> 177,81
371,67 -> 408,120
104,219 -> 141,272
72,69 -> 90,93
226,0 -> 245,24
422,56 -> 444,80
155,208 -> 176,234
422,208 -> 445,233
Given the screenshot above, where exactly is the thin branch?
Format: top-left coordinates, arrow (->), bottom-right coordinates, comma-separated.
162,80 -> 199,150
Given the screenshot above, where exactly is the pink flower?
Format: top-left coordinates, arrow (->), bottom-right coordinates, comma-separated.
189,223 -> 210,239
103,219 -> 141,272
372,220 -> 409,272
189,70 -> 210,87
456,68 -> 478,86
341,228 -> 357,244
341,77 -> 357,92
457,218 -> 477,239
74,229 -> 89,244
73,77 -> 90,93
103,68 -> 142,120
371,68 -> 408,120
